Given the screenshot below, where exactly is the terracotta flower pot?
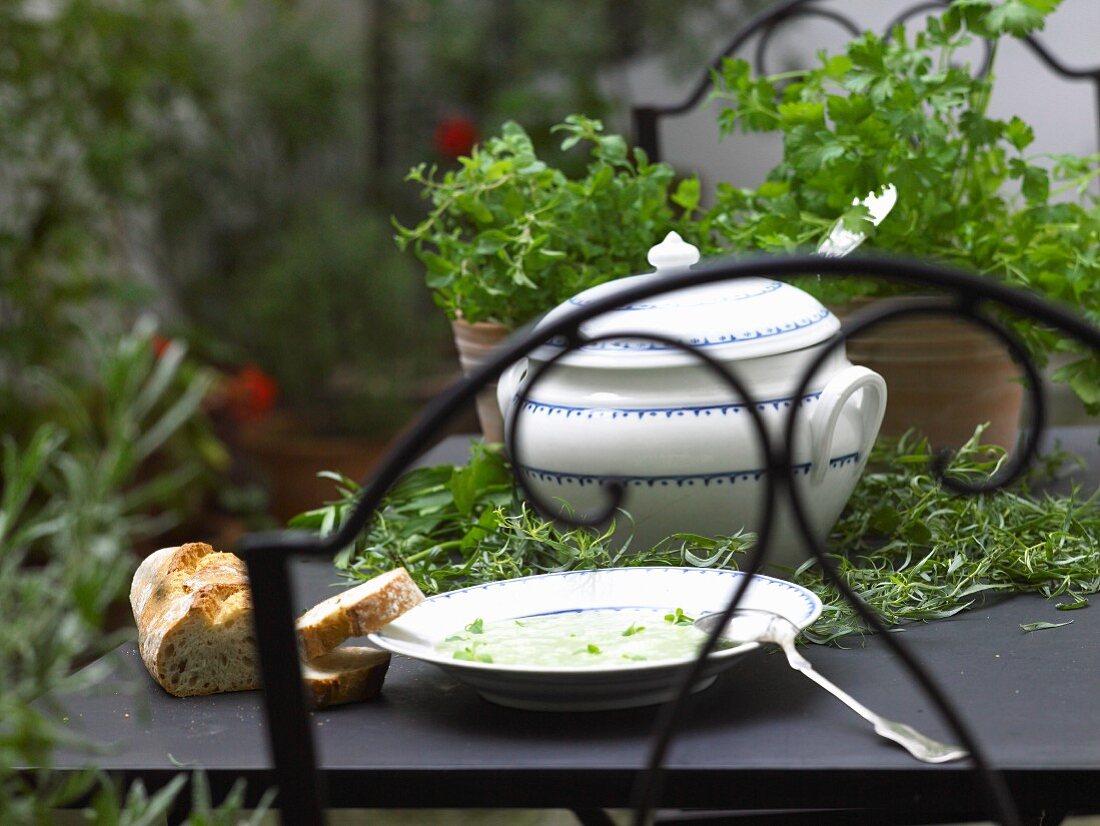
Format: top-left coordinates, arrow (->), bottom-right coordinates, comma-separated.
450,317 -> 512,443
238,413 -> 390,522
835,297 -> 1024,450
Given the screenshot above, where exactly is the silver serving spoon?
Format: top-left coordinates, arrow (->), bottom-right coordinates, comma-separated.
817,183 -> 898,258
695,609 -> 968,764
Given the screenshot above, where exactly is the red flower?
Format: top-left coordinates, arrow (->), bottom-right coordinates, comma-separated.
433,116 -> 478,159
151,335 -> 173,359
225,364 -> 278,423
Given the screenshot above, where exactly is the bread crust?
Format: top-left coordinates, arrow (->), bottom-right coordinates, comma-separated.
296,568 -> 425,660
130,543 -> 257,697
130,544 -> 416,702
303,646 -> 391,708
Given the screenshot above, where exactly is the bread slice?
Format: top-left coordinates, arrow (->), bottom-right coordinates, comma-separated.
303,645 -> 391,708
129,543 -> 415,702
296,568 -> 425,660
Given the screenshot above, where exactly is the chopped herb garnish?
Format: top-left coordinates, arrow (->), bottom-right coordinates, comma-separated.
1020,621 -> 1074,633
622,623 -> 645,637
586,644 -> 601,654
792,430 -> 1100,644
664,608 -> 693,626
622,653 -> 648,661
452,644 -> 493,662
466,618 -> 484,634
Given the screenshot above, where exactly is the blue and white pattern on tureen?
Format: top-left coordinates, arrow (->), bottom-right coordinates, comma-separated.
532,233 -> 841,367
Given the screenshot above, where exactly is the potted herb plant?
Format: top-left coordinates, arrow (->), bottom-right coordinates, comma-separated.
395,114 -> 700,440
699,1 -> 1099,447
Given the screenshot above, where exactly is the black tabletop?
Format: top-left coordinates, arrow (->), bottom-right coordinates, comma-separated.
47,428 -> 1100,819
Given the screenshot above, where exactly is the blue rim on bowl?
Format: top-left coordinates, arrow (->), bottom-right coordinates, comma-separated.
368,567 -> 821,711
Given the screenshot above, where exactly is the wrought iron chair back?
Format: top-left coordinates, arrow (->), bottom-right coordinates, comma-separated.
631,0 -> 1100,163
236,251 -> 1100,825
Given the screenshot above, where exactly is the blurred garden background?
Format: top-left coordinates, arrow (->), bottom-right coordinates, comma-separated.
1,0 -> 780,544
6,0 -> 1097,546
1,2 -> 775,819
3,0 -> 1098,821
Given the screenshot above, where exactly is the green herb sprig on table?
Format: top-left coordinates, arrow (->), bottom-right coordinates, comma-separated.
700,0 -> 1100,412
295,430 -> 1099,645
800,429 -> 1100,642
289,442 -> 753,594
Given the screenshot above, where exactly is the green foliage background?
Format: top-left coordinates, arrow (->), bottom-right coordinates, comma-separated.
396,116 -> 699,327
0,322 -> 270,823
698,1 -> 1100,410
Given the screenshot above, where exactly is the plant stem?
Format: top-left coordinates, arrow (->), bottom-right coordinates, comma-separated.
955,40 -> 999,205
405,540 -> 462,564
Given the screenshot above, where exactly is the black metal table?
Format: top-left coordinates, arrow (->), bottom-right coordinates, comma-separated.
48,428 -> 1100,824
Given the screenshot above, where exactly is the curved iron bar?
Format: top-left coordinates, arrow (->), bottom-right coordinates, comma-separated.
236,251 -> 1100,825
632,0 -> 825,147
753,2 -> 993,93
508,328 -> 781,824
752,5 -> 860,77
631,0 -> 1100,162
867,299 -> 1046,496
769,297 -> 1043,822
882,1 -> 993,75
629,297 -> 1044,826
883,0 -> 949,33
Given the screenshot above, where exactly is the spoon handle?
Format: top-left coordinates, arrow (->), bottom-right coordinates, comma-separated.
784,649 -> 878,724
693,610 -> 968,764
816,183 -> 898,258
775,634 -> 968,764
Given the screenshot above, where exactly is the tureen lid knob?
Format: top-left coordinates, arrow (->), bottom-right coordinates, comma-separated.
647,231 -> 700,271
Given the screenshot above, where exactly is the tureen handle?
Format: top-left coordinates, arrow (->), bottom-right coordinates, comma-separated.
809,366 -> 887,485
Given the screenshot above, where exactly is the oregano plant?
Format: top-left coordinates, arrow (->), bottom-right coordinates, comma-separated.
700,0 -> 1100,412
395,115 -> 700,328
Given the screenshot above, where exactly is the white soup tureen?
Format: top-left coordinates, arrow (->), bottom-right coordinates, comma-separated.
496,233 -> 886,569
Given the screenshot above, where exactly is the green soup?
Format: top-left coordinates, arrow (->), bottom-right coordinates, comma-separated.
436,608 -> 733,667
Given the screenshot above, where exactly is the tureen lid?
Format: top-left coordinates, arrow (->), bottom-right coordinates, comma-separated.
532,232 -> 840,368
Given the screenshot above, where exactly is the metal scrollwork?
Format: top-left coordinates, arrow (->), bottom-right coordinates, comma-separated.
238,252 -> 1100,826
631,0 -> 1100,164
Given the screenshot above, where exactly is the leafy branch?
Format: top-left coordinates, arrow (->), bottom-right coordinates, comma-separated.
698,0 -> 1100,411
394,115 -> 700,327
301,428 -> 1100,646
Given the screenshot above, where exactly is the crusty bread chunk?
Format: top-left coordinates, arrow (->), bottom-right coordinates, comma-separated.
129,543 -> 414,702
296,568 -> 425,660
130,543 -> 258,697
303,646 -> 391,708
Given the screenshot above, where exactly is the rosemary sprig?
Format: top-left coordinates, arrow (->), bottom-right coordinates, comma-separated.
294,431 -> 1100,645
289,442 -> 753,595
797,430 -> 1100,643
